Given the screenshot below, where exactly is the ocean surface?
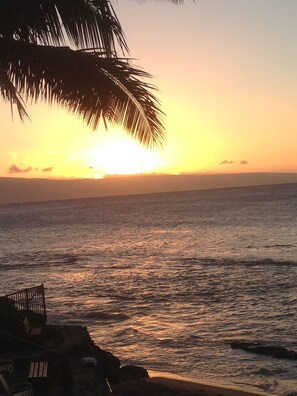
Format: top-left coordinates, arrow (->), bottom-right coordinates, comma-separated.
1,183 -> 297,395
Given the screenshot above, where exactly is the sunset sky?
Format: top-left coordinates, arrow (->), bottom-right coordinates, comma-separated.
1,0 -> 297,180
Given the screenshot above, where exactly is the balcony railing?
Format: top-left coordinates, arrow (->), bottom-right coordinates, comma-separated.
1,284 -> 46,322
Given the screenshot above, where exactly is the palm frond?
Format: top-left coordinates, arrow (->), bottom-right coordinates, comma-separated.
0,66 -> 28,120
0,0 -> 127,53
0,38 -> 164,147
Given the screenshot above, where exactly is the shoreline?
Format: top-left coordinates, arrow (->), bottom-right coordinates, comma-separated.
0,322 -> 279,396
0,284 -> 282,395
147,370 -> 276,396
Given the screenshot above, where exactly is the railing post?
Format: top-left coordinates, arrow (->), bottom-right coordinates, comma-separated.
41,284 -> 47,320
25,288 -> 29,311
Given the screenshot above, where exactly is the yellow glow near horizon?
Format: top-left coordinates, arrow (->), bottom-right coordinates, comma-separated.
85,132 -> 162,177
1,103 -> 167,179
89,137 -> 158,175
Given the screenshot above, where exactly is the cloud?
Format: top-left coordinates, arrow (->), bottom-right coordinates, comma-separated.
8,164 -> 32,174
42,167 -> 53,172
220,159 -> 249,166
220,160 -> 235,165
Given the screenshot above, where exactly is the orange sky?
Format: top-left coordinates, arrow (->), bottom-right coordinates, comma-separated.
1,0 -> 297,180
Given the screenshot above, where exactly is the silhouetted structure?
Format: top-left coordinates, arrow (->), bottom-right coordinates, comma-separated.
1,284 -> 46,323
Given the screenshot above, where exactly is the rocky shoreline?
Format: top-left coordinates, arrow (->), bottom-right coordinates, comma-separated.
36,324 -> 276,396
0,286 -> 278,396
1,322 -> 277,396
0,285 -> 213,395
1,322 -> 150,395
49,324 -> 150,393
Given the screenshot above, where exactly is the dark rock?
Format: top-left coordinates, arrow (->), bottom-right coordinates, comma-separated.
120,364 -> 149,380
61,325 -> 121,381
231,341 -> 256,350
0,298 -> 28,351
92,345 -> 121,372
231,341 -> 297,360
43,326 -> 65,348
67,341 -> 120,370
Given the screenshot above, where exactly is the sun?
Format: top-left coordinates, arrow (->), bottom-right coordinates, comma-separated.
87,132 -> 162,176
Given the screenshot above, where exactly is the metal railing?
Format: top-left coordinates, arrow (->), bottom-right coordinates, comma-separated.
1,284 -> 46,322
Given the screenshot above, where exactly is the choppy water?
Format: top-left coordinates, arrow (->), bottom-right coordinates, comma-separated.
1,183 -> 297,395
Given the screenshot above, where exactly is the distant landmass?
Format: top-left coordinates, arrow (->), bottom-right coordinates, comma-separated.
0,173 -> 297,204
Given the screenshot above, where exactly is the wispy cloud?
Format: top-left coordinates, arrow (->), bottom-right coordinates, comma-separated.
42,167 -> 53,172
220,160 -> 235,165
220,159 -> 249,166
8,164 -> 32,174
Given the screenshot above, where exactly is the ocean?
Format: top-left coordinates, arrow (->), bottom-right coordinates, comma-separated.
1,183 -> 297,395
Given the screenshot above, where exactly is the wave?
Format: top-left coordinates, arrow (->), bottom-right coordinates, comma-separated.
182,257 -> 297,267
0,250 -> 81,268
81,311 -> 130,322
262,244 -> 295,249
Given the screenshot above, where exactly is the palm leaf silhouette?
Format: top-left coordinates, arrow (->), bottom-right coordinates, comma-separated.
0,0 -> 183,146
